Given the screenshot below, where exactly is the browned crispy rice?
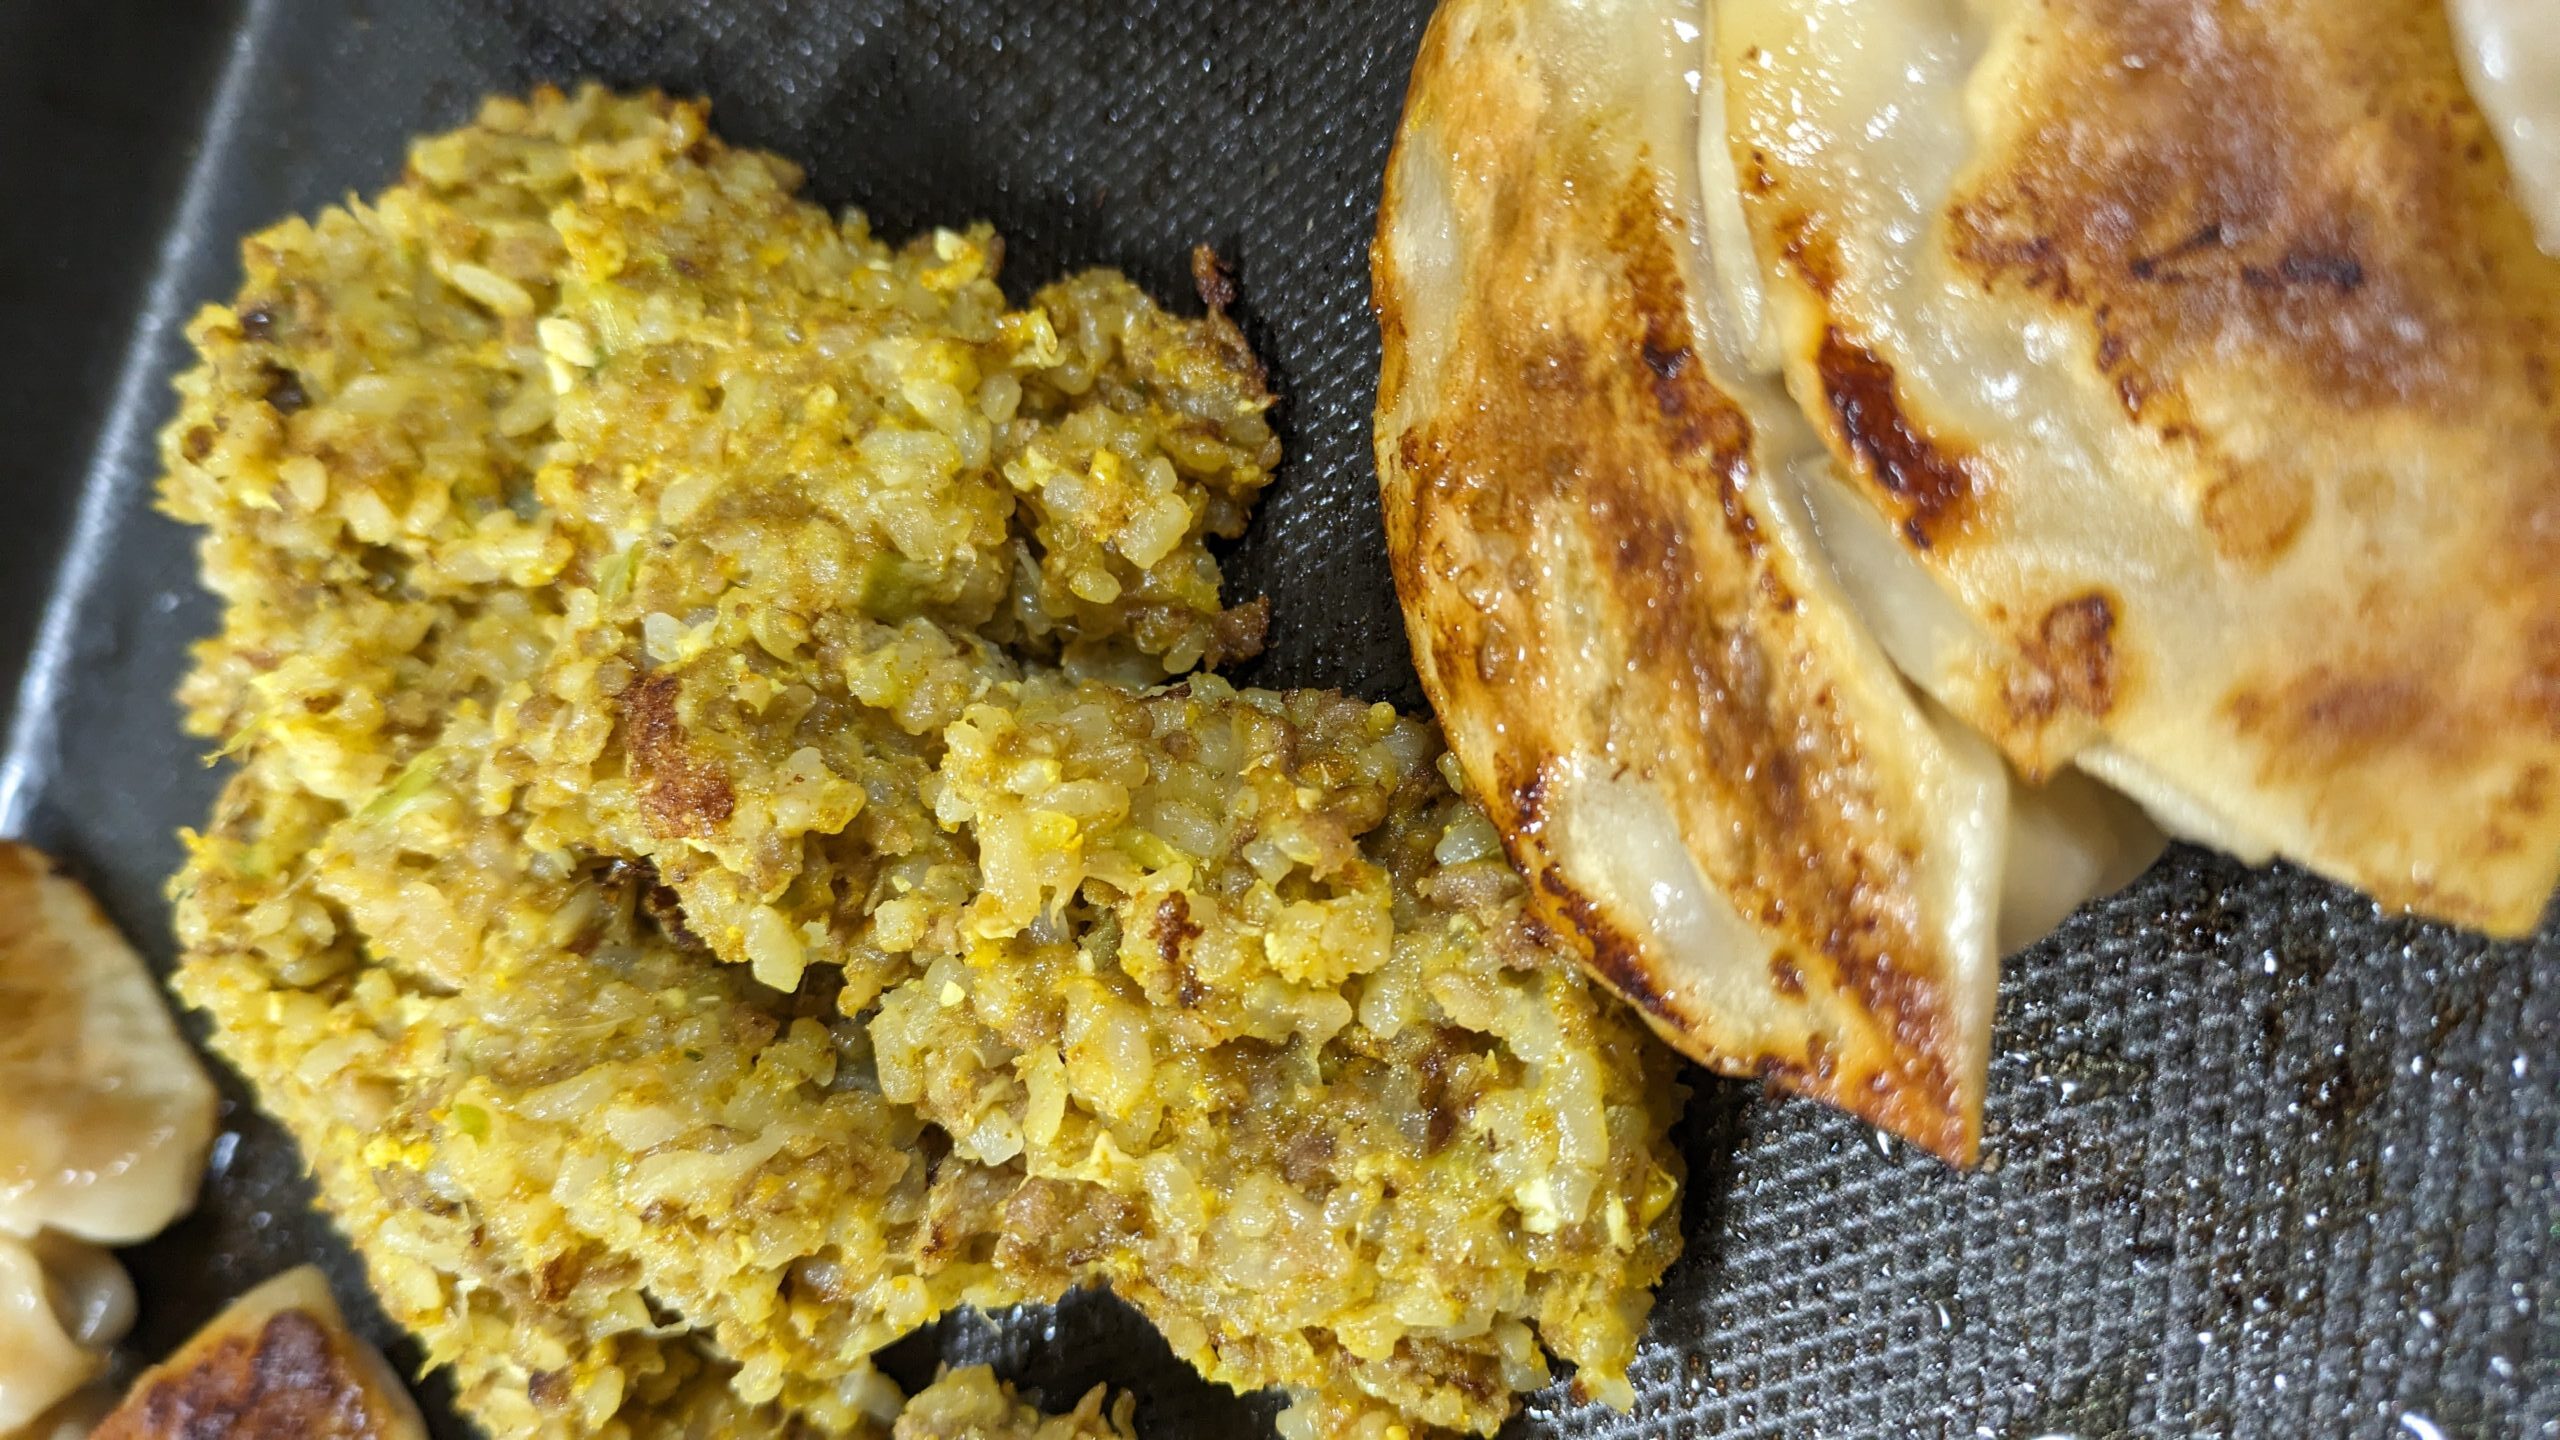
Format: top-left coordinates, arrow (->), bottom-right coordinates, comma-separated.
161,85 -> 1683,1439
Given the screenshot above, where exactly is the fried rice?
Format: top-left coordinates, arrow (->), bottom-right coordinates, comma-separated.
161,84 -> 1683,1440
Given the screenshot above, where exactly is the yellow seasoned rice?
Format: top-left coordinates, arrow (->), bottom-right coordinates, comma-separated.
890,1367 -> 1134,1440
161,84 -> 1682,1440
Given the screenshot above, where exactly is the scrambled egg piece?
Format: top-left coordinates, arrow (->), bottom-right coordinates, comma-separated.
163,85 -> 1682,1439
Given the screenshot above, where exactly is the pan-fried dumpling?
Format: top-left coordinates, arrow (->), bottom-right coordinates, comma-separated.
92,1266 -> 427,1440
2451,0 -> 2560,255
1718,0 -> 2560,934
0,1233 -> 133,1435
1374,0 -> 2157,1159
0,842 -> 218,1244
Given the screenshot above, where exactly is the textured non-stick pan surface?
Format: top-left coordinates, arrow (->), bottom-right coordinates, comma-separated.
0,2 -> 2552,1436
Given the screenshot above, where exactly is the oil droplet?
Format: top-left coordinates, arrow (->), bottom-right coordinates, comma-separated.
2399,1414 -> 2446,1440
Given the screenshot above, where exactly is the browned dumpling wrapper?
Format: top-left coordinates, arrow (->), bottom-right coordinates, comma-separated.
1374,0 -> 2158,1161
1715,0 -> 2560,935
92,1267 -> 426,1440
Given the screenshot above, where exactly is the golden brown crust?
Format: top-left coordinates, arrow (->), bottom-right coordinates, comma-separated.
94,1269 -> 425,1440
1376,0 -> 1994,1158
1732,0 -> 2560,931
1946,1 -> 2530,422
0,841 -> 217,1245
2006,592 -> 2124,728
1972,3 -> 2560,926
1811,327 -> 1982,550
99,1313 -> 363,1440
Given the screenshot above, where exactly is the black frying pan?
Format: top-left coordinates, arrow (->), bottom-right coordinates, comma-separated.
0,2 -> 2549,1435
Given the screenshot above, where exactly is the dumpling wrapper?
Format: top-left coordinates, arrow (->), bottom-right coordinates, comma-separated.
1374,0 -> 2155,1159
1717,0 -> 2560,935
0,1233 -> 134,1435
92,1265 -> 426,1440
0,841 -> 218,1244
2451,0 -> 2560,256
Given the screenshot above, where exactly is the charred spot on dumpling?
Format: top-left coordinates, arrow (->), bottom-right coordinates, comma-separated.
1617,187 -> 1757,468
2507,765 -> 2554,825
2227,664 -> 2430,767
1942,0 -> 2502,418
2200,461 -> 2316,568
1814,328 -> 1980,550
93,1271 -> 423,1440
1759,194 -> 1843,303
2003,590 -> 2125,734
2524,617 -> 2560,735
1533,865 -> 1675,1019
1767,951 -> 1805,998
